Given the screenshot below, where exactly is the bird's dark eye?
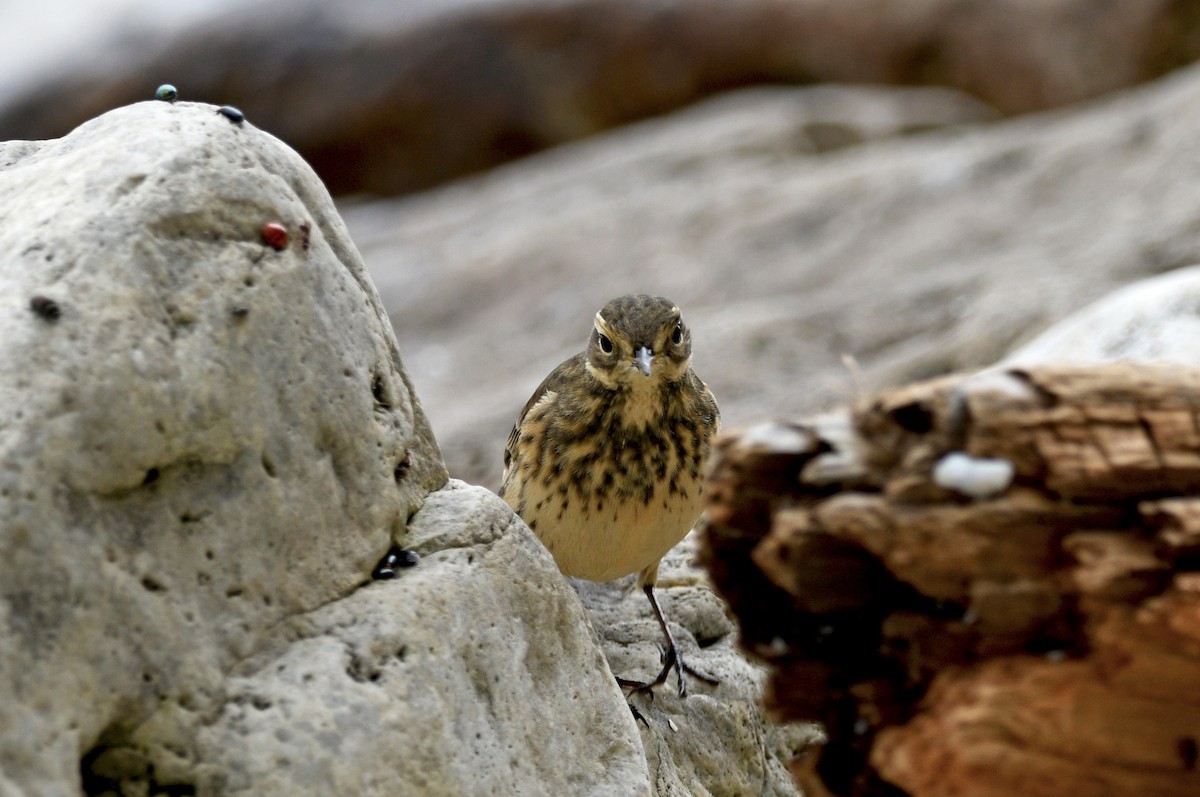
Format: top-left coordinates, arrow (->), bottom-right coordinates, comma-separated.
671,323 -> 683,345
597,332 -> 613,353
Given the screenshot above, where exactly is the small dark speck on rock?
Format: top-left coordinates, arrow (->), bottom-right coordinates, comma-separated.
372,546 -> 420,580
218,105 -> 245,124
29,296 -> 60,321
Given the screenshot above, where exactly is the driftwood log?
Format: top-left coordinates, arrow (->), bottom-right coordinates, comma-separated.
700,364 -> 1200,797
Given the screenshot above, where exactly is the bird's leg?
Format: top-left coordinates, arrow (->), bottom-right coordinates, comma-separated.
644,583 -> 686,696
616,584 -> 718,699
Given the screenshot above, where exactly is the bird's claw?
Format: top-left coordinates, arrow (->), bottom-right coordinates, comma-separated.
616,675 -> 659,699
618,643 -> 715,700
681,659 -> 720,686
616,583 -> 720,702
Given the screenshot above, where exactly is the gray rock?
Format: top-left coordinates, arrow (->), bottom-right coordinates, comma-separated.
576,533 -> 820,797
188,481 -> 651,797
345,69 -> 1200,489
0,100 -> 805,797
0,100 -> 445,793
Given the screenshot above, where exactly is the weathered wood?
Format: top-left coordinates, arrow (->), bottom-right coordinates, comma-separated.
701,363 -> 1200,797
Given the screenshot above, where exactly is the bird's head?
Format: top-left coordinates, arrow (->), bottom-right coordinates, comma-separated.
585,294 -> 692,388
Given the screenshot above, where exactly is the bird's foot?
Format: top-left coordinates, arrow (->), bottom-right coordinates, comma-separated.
617,643 -> 718,700
680,657 -> 720,688
616,673 -> 661,697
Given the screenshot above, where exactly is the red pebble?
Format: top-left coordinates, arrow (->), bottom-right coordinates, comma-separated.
261,222 -> 289,251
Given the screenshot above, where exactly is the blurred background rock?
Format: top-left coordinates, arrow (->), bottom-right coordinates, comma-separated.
6,0 -> 1200,487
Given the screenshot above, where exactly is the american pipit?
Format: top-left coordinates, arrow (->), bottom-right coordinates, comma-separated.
500,294 -> 720,697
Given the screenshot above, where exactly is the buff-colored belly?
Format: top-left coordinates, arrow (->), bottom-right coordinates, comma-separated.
511,474 -> 704,584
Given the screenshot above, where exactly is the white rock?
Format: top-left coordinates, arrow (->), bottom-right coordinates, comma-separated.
1004,264 -> 1200,366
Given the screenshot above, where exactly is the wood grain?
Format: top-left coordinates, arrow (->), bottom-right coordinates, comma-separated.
700,364 -> 1200,797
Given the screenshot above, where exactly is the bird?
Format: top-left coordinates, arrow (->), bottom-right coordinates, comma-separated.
500,294 -> 720,697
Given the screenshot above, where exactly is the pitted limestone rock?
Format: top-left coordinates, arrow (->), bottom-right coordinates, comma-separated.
190,481 -> 651,797
0,101 -> 445,794
0,99 -> 806,797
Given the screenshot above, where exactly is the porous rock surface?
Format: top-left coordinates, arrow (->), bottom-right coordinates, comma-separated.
0,99 -> 442,794
192,480 -> 650,797
577,533 -> 820,797
0,102 -> 802,797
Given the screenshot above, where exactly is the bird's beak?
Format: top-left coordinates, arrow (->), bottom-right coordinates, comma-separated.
634,346 -> 654,376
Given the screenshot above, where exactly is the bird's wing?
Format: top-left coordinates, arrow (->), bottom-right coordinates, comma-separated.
690,370 -> 721,434
502,353 -> 585,484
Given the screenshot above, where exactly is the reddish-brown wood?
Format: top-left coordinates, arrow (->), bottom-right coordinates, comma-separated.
700,364 -> 1200,797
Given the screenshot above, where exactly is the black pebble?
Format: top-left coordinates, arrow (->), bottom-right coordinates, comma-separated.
371,547 -> 419,580
218,105 -> 245,124
29,296 -> 60,321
